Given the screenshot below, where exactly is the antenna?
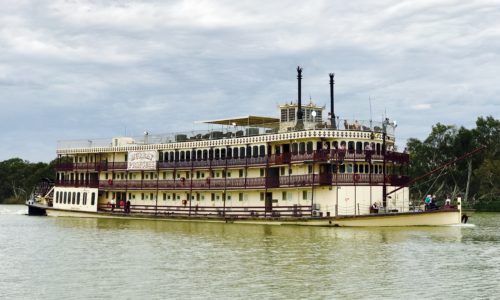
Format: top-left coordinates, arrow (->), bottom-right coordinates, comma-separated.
369,96 -> 373,130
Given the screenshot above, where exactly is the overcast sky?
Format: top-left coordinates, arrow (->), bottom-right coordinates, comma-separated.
1,0 -> 499,162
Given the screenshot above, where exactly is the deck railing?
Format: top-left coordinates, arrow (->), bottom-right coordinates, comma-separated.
56,150 -> 408,171
57,119 -> 397,150
90,173 -> 410,191
98,203 -> 313,218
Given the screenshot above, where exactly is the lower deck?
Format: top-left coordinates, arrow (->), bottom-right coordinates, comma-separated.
39,204 -> 462,227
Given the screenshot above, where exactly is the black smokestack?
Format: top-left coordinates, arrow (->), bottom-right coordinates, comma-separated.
296,66 -> 304,129
297,66 -> 303,119
329,73 -> 336,129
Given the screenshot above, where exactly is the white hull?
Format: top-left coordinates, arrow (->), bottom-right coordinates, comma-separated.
42,206 -> 462,227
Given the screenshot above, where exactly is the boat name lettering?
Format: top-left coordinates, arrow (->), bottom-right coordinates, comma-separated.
128,151 -> 157,170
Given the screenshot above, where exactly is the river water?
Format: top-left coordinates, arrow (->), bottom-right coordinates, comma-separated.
1,205 -> 499,299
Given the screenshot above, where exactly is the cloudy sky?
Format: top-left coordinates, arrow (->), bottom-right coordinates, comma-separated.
1,0 -> 499,162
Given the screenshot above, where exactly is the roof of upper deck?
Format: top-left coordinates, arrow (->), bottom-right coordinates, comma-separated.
196,116 -> 280,128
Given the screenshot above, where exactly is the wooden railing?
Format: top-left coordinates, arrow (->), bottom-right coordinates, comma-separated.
55,180 -> 99,188
89,173 -> 409,190
98,204 -> 313,218
56,150 -> 409,171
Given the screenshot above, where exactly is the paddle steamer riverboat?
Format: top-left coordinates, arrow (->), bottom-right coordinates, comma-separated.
27,67 -> 462,226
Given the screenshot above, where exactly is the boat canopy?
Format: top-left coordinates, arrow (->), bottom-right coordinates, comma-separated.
196,116 -> 280,128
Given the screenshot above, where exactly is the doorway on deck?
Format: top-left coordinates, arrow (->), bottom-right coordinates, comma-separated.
265,192 -> 273,215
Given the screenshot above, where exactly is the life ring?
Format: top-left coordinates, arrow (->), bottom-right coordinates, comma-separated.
108,179 -> 113,185
353,174 -> 360,182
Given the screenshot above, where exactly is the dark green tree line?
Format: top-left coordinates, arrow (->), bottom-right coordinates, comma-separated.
407,116 -> 500,210
0,158 -> 56,204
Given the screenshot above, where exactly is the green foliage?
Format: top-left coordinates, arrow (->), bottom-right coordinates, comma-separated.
0,158 -> 56,204
407,116 -> 500,210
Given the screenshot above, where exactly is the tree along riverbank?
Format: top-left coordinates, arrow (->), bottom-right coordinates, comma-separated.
0,158 -> 55,204
407,116 -> 499,211
1,116 -> 498,209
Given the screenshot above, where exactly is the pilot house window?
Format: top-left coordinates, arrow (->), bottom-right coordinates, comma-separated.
281,109 -> 287,122
288,108 -> 295,121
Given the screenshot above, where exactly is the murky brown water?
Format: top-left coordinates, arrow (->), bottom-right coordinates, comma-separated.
1,205 -> 499,299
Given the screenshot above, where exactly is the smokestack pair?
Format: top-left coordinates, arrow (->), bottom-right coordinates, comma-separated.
295,66 -> 335,129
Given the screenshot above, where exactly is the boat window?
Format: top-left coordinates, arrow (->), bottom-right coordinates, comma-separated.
227,148 -> 232,159
77,192 -> 80,205
259,145 -> 265,157
356,142 -> 363,154
240,147 -> 245,158
354,164 -> 358,173
305,109 -> 311,122
274,145 -> 281,155
292,143 -> 298,155
222,148 -> 227,160
315,110 -> 322,122
91,193 -> 95,206
247,146 -> 252,158
83,193 -> 87,205
187,151 -> 192,161
64,192 -> 67,204
180,151 -> 185,161
72,192 -> 76,204
347,164 -> 353,173
168,152 -> 173,162
202,150 -> 207,160
333,141 -> 338,149
376,143 -> 381,155
208,149 -> 213,160
306,142 -> 313,154
55,191 -> 59,203
196,150 -> 202,161
281,109 -> 287,122
288,108 -> 295,121
299,142 -> 305,154
253,146 -> 259,158
214,149 -> 220,160
348,141 -> 355,153
339,164 -> 345,173
233,147 -> 239,159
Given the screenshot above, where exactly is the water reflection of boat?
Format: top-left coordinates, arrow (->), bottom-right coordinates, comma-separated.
27,67 -> 463,226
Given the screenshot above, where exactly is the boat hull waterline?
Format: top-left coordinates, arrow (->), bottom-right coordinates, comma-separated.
33,204 -> 461,227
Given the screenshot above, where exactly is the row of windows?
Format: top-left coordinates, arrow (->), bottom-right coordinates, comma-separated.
60,163 -> 388,184
116,191 -> 311,202
55,191 -> 96,206
157,141 -> 385,163
280,108 -> 322,123
65,140 -> 389,166
160,145 -> 267,162
105,169 -> 254,181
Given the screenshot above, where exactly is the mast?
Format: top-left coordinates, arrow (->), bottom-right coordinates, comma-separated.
382,118 -> 389,209
329,73 -> 336,129
296,66 -> 304,130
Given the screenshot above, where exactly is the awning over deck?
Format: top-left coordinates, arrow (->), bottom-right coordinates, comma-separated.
196,116 -> 280,128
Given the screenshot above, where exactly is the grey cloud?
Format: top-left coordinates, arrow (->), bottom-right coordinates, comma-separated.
0,0 -> 499,161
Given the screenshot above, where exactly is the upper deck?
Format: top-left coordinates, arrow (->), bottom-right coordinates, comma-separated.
56,117 -> 397,155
